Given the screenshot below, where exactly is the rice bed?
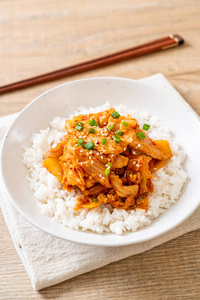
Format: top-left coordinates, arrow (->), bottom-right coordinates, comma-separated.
22,102 -> 187,235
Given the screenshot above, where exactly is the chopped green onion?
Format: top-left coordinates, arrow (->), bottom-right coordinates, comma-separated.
93,198 -> 97,203
101,137 -> 107,145
108,123 -> 114,131
88,128 -> 96,134
104,163 -> 112,176
89,119 -> 99,127
115,130 -> 123,136
111,111 -> 120,119
104,166 -> 111,176
77,138 -> 84,147
143,124 -> 150,130
136,132 -> 146,140
113,135 -> 122,143
84,140 -> 95,150
122,121 -> 128,127
75,122 -> 84,131
75,125 -> 83,131
106,163 -> 112,167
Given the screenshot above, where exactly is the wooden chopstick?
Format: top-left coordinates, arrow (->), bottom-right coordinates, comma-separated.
0,34 -> 184,95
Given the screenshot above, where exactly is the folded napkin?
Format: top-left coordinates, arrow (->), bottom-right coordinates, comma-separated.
0,74 -> 199,291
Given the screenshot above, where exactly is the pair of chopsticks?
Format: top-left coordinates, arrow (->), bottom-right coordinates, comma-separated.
0,34 -> 184,95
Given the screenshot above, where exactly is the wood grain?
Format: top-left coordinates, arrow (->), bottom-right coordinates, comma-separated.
0,0 -> 200,299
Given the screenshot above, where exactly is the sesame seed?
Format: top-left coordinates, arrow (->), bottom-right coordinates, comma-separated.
138,144 -> 141,147
99,174 -> 102,178
91,160 -> 94,164
101,155 -> 103,159
124,148 -> 126,151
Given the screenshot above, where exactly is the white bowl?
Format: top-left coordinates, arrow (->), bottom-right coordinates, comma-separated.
1,77 -> 200,246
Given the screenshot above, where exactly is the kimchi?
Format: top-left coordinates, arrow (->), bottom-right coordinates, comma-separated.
43,108 -> 173,211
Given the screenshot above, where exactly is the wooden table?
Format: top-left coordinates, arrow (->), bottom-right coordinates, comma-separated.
0,1 -> 200,299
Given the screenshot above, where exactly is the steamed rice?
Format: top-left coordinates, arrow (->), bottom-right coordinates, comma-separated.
22,102 -> 187,234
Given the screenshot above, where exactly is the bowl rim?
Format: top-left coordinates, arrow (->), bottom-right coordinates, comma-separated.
1,76 -> 200,247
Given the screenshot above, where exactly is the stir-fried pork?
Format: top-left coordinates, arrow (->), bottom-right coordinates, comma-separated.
44,108 -> 173,211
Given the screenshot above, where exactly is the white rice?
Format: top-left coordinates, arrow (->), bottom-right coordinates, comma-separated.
22,102 -> 187,235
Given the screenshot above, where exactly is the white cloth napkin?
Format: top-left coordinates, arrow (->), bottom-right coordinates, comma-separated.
0,74 -> 199,291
